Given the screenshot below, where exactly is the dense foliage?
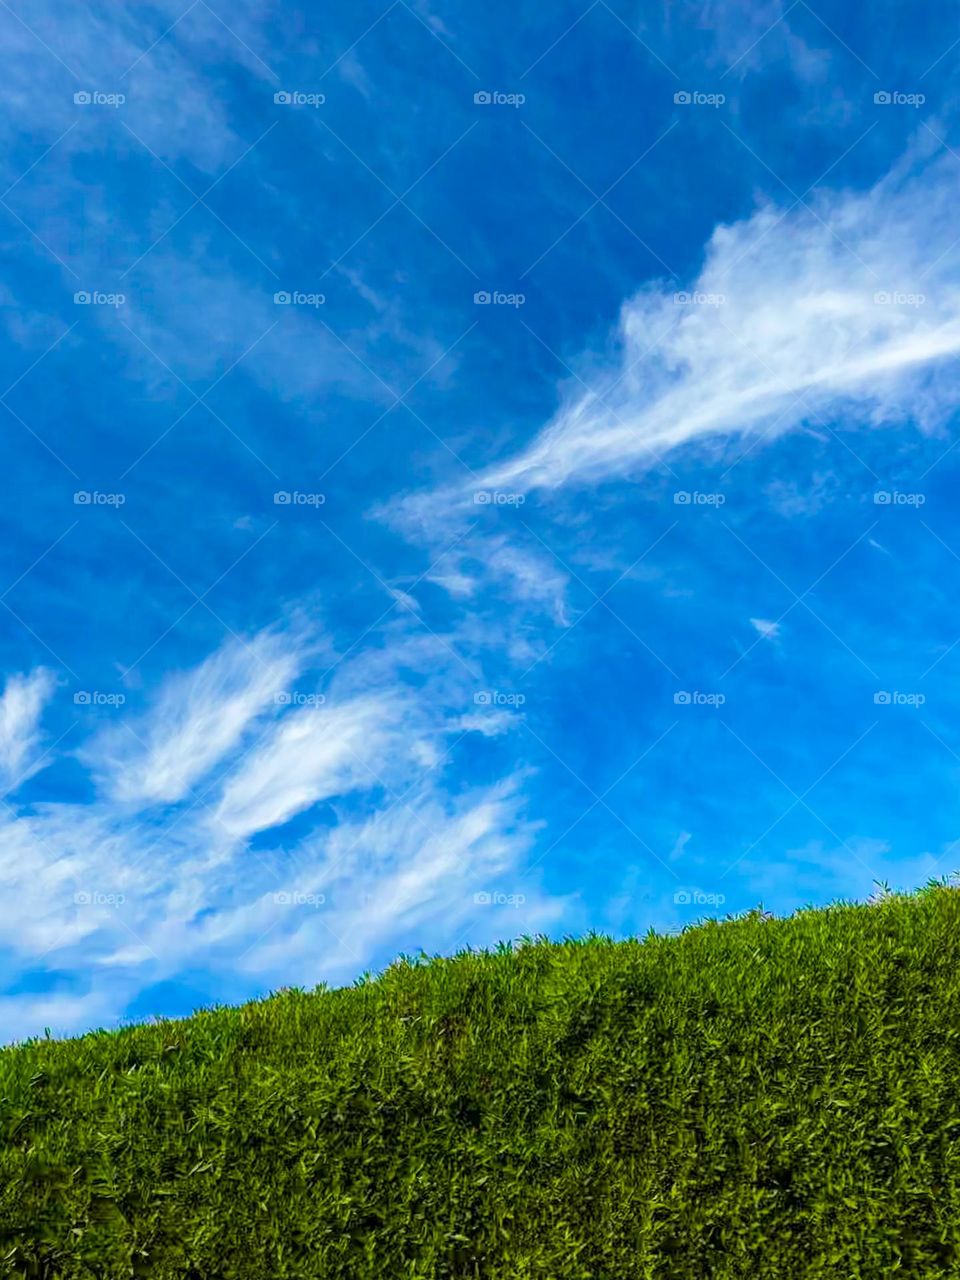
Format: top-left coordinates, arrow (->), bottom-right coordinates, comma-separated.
3,884 -> 960,1278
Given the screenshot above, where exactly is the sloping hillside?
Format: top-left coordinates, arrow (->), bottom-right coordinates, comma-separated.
3,885 -> 960,1278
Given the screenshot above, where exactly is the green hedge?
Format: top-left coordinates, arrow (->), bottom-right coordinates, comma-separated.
3,884 -> 960,1278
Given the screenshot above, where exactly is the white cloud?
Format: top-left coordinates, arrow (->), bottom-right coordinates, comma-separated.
228,776 -> 558,981
0,990 -> 122,1048
471,143 -> 960,496
764,471 -> 837,517
0,668 -> 56,796
0,803 -> 162,956
74,772 -> 559,994
484,540 -> 571,626
426,566 -> 478,598
669,831 -> 692,861
750,617 -> 781,639
456,708 -> 516,737
388,587 -> 421,613
82,628 -> 306,806
0,2 -> 275,175
0,620 -> 560,1043
385,141 -> 960,629
213,692 -> 409,838
406,532 -> 570,628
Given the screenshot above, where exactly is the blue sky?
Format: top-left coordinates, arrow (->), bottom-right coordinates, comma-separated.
2,0 -> 960,1041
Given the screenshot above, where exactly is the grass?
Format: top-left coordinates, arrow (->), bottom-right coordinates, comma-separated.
3,883 -> 960,1278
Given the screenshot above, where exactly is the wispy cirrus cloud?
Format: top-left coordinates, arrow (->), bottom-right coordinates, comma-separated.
395,140 -> 960,516
81,627 -> 307,807
213,691 -> 409,838
488,147 -> 960,488
480,145 -> 960,493
377,140 -> 960,644
234,774 -> 561,981
106,772 -> 557,987
0,617 -> 555,1039
0,0 -> 276,172
750,617 -> 780,639
0,667 -> 57,796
